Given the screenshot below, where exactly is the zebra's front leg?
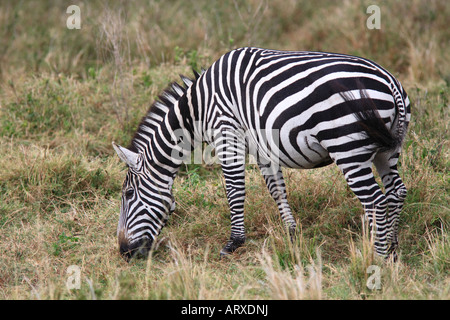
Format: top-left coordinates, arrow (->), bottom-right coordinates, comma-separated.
219,163 -> 246,256
258,162 -> 297,240
218,130 -> 247,256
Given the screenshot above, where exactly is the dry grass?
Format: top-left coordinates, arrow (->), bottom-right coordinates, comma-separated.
0,0 -> 449,300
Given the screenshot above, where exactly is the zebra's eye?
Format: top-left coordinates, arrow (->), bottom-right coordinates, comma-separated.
124,188 -> 134,199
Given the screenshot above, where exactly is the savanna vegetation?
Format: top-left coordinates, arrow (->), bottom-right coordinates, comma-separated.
0,0 -> 448,300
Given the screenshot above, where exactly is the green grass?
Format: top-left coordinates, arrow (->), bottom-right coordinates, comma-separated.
0,0 -> 449,300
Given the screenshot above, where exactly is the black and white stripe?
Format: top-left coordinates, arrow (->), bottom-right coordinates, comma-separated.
113,47 -> 410,260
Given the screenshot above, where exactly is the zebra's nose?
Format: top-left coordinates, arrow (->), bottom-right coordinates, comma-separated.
119,239 -> 133,261
119,237 -> 152,261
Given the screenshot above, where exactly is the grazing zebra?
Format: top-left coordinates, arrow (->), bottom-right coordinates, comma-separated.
113,47 -> 410,261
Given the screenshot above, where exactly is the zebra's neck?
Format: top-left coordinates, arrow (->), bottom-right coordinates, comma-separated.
130,78 -> 199,180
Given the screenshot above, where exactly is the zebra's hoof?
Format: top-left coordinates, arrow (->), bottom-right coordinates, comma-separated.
288,225 -> 297,242
392,251 -> 398,263
384,251 -> 398,263
219,249 -> 232,258
386,245 -> 398,263
219,237 -> 245,258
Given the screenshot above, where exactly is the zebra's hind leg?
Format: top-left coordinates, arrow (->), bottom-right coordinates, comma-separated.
335,158 -> 390,257
258,162 -> 297,240
374,151 -> 407,261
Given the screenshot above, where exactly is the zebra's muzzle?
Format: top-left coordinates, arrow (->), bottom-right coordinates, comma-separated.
119,237 -> 152,261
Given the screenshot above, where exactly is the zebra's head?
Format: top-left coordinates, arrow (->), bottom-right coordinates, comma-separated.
112,142 -> 175,260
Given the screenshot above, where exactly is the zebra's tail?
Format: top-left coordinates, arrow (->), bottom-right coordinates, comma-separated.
339,88 -> 402,153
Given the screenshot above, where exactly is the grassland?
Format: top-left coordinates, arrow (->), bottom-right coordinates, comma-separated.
0,0 -> 448,300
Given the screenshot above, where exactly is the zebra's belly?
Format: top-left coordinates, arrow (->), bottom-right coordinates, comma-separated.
278,135 -> 332,169
278,153 -> 333,169
250,131 -> 332,169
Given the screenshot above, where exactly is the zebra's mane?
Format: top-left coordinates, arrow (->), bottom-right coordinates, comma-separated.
129,69 -> 203,153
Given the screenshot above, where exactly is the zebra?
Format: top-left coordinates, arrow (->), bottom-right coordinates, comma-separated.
113,47 -> 410,261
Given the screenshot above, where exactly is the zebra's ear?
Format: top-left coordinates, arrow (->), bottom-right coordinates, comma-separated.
112,142 -> 142,170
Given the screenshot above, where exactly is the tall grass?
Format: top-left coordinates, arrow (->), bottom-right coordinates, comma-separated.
0,0 -> 448,299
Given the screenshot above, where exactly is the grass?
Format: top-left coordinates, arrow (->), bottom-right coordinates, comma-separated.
0,0 -> 449,300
